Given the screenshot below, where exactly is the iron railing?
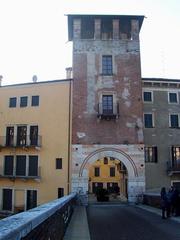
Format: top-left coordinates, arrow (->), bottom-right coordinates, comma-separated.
0,135 -> 42,148
97,103 -> 119,120
167,160 -> 180,175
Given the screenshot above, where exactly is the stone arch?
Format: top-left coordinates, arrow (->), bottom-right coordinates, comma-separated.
79,147 -> 138,178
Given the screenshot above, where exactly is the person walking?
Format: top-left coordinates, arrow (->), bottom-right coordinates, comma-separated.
160,187 -> 169,219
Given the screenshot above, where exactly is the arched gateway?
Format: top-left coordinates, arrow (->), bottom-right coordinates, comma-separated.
71,145 -> 145,203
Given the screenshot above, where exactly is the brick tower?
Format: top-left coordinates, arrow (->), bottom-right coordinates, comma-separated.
68,14 -> 145,202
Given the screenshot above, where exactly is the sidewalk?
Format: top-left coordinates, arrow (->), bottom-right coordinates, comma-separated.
136,204 -> 180,223
63,206 -> 91,240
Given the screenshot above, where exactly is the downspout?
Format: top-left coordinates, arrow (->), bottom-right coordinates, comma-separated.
67,79 -> 72,194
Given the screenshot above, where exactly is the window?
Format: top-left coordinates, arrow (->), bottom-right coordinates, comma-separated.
9,97 -> 17,108
102,55 -> 113,75
169,92 -> 178,103
143,92 -> 152,102
28,156 -> 38,177
4,156 -> 14,176
6,126 -> 14,146
20,96 -> 28,107
144,113 -> 153,128
56,158 -> 62,169
26,190 -> 37,210
170,114 -> 179,128
110,167 -> 115,177
17,126 -> 27,146
102,95 -> 113,115
104,157 -> 108,164
58,188 -> 64,198
171,147 -> 180,167
2,189 -> 12,211
16,155 -> 26,176
145,146 -> 158,163
94,167 -> 100,177
30,126 -> 38,146
32,95 -> 39,106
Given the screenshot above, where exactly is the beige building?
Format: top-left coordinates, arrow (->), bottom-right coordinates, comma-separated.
0,79 -> 72,213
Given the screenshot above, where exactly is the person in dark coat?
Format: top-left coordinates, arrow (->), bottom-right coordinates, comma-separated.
171,188 -> 179,216
161,187 -> 170,219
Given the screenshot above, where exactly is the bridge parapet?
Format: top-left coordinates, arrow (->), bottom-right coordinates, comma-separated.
0,193 -> 76,240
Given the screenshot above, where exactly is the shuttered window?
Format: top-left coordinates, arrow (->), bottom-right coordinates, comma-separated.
16,155 -> 26,176
4,156 -> 14,176
28,156 -> 38,176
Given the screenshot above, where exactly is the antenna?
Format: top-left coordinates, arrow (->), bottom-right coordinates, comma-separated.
32,75 -> 38,83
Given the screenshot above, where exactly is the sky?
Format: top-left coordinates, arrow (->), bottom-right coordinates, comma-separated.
0,0 -> 180,85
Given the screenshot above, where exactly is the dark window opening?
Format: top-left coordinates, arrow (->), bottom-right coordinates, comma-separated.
145,146 -> 158,163
171,147 -> 180,168
110,167 -> 115,177
30,126 -> 38,146
144,114 -> 153,128
26,190 -> 37,210
56,158 -> 62,169
9,97 -> 17,108
16,155 -> 26,176
101,18 -> 113,39
20,96 -> 28,107
102,95 -> 113,115
94,167 -> 100,177
32,96 -> 39,106
58,188 -> 64,198
28,156 -> 38,177
169,93 -> 178,103
102,55 -> 113,75
81,17 -> 94,39
144,92 -> 152,102
104,157 -> 108,164
4,156 -> 14,176
17,126 -> 27,146
6,126 -> 14,146
2,189 -> 12,211
170,114 -> 179,128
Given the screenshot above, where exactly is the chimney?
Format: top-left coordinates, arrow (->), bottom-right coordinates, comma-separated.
32,75 -> 38,83
66,67 -> 73,79
0,75 -> 3,86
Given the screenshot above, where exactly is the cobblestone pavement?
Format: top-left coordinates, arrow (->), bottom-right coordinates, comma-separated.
87,204 -> 180,240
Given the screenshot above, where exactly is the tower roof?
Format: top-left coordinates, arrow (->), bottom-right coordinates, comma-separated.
67,14 -> 145,41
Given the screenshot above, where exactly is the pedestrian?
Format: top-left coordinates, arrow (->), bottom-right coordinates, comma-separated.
160,187 -> 169,219
171,188 -> 179,216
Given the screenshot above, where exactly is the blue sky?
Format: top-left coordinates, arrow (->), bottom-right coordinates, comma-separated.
0,0 -> 179,85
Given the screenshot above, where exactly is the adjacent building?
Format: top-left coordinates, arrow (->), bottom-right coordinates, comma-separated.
0,79 -> 72,213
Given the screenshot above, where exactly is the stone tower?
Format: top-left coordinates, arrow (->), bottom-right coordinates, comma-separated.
68,14 -> 145,202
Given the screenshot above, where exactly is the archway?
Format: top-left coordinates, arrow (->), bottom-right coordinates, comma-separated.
71,146 -> 145,203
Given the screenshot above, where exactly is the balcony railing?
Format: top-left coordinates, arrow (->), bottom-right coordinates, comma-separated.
0,135 -> 42,148
167,161 -> 180,175
0,166 -> 41,180
97,103 -> 119,120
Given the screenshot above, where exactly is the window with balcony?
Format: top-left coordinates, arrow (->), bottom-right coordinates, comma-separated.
17,126 -> 27,146
32,95 -> 39,106
6,127 -> 14,146
170,114 -> 179,128
26,190 -> 37,210
98,94 -> 119,119
9,97 -> 17,108
102,95 -> 113,115
143,92 -> 152,102
169,92 -> 178,103
4,156 -> 14,176
110,167 -> 115,177
144,146 -> 158,163
102,55 -> 113,75
28,156 -> 38,177
30,126 -> 38,146
16,155 -> 26,176
171,146 -> 180,170
20,96 -> 28,107
94,167 -> 100,177
144,113 -> 153,128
